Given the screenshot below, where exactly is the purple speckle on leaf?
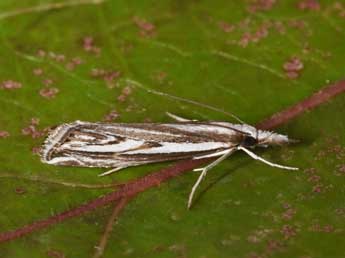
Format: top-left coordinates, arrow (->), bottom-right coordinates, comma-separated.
298,0 -> 320,11
83,36 -> 101,56
280,224 -> 297,239
21,118 -> 45,139
218,21 -> 234,33
37,49 -> 46,57
103,110 -> 120,122
0,131 -> 10,138
133,16 -> 156,38
117,86 -> 132,102
283,57 -> 304,79
90,68 -> 121,88
0,80 -> 22,90
65,57 -> 83,71
39,87 -> 59,99
247,0 -> 276,13
33,68 -> 44,76
43,78 -> 54,86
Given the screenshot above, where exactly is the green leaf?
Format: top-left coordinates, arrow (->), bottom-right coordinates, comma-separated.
0,0 -> 345,257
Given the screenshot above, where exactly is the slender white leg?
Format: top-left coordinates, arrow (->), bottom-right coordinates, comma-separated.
237,146 -> 298,171
188,148 -> 236,209
98,167 -> 126,177
193,149 -> 232,160
166,112 -> 196,122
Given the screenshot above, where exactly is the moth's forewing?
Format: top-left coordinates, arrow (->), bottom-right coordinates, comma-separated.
41,121 -> 243,168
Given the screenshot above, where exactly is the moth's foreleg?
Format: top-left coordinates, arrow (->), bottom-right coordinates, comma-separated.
237,146 -> 298,171
188,148 -> 236,209
98,167 -> 126,177
193,149 -> 232,160
166,112 -> 196,122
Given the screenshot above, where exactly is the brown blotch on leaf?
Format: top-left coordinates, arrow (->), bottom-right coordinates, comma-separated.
15,187 -> 26,195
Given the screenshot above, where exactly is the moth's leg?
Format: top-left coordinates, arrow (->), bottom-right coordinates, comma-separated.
98,167 -> 126,177
188,148 -> 236,209
193,149 -> 232,160
237,146 -> 298,171
166,112 -> 197,122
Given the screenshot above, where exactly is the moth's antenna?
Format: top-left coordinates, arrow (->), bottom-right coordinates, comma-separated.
124,78 -> 245,124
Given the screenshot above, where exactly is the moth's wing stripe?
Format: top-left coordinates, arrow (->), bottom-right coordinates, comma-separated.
122,141 -> 231,154
61,139 -> 146,152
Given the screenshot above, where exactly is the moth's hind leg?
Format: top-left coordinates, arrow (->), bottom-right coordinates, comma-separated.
166,112 -> 197,122
188,148 -> 236,209
98,167 -> 126,177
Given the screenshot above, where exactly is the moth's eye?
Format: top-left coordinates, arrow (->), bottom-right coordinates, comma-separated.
242,136 -> 257,147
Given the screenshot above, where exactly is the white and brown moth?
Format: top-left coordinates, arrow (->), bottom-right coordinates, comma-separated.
40,113 -> 298,208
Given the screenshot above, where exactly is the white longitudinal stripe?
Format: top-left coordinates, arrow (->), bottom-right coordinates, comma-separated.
74,134 -> 96,140
94,126 -> 184,137
46,156 -> 79,165
124,142 -> 230,154
47,156 -> 117,167
62,139 -> 145,152
163,124 -> 239,135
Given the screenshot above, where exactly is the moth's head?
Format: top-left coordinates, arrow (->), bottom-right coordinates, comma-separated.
256,130 -> 293,147
239,126 -> 293,148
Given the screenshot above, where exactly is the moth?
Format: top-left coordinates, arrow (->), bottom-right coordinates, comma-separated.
40,113 -> 298,208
